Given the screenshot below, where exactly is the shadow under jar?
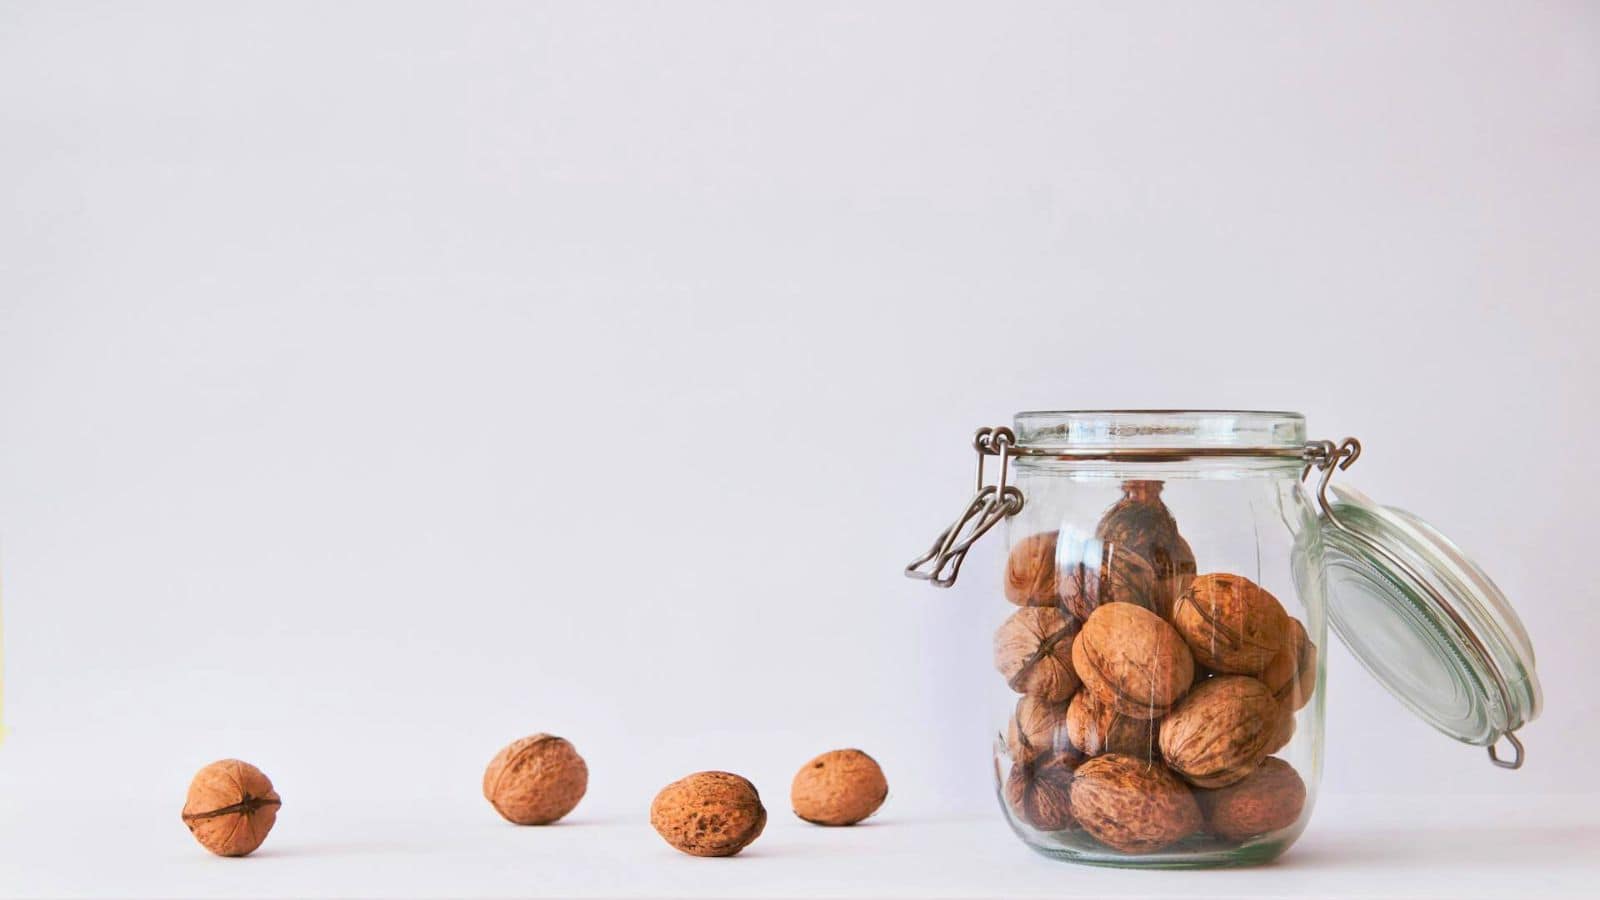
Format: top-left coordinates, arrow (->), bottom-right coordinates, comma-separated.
907,411 -> 1540,869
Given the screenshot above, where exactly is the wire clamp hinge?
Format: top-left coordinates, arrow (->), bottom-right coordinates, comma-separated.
905,426 -> 1024,588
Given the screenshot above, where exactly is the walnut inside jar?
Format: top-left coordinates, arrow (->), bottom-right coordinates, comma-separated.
1261,617 -> 1317,711
1005,752 -> 1078,832
1264,703 -> 1296,755
1069,754 -> 1201,853
1071,603 -> 1194,719
1006,694 -> 1076,763
1066,689 -> 1159,760
1158,676 -> 1279,789
994,607 -> 1080,703
1197,757 -> 1307,840
1060,542 -> 1159,622
1093,480 -> 1197,618
1004,531 -> 1062,607
1172,573 -> 1289,676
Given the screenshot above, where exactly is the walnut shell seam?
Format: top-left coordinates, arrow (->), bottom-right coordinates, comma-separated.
1006,621 -> 1078,694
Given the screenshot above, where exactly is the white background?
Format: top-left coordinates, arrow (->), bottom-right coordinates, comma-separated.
1,1 -> 1597,896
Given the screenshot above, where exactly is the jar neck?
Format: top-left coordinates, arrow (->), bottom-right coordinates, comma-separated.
1012,410 -> 1307,454
1013,456 -> 1308,481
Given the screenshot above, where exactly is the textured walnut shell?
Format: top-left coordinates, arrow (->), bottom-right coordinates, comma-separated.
650,771 -> 767,857
1004,752 -> 1078,832
1173,573 -> 1289,675
1161,535 -> 1199,618
1072,603 -> 1194,719
1006,694 -> 1075,763
790,749 -> 887,826
1198,757 -> 1307,840
1095,481 -> 1197,617
1261,617 -> 1317,711
994,607 -> 1080,703
483,734 -> 588,825
1066,689 -> 1159,760
1264,704 -> 1296,755
181,759 -> 281,857
1005,531 -> 1061,607
1069,754 -> 1201,853
1159,676 -> 1279,788
1061,545 -> 1159,621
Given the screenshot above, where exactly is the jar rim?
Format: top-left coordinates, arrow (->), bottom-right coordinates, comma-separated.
1012,410 -> 1307,451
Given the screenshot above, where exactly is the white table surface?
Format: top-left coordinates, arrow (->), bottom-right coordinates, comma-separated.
0,790 -> 1592,898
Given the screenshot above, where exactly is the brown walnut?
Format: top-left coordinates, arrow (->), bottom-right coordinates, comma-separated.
1198,757 -> 1307,840
650,771 -> 767,857
1172,573 -> 1288,675
994,607 -> 1080,703
483,734 -> 588,825
1004,752 -> 1078,832
1071,603 -> 1195,719
1264,704 -> 1296,755
1158,676 -> 1279,789
1061,545 -> 1159,621
1005,531 -> 1061,607
1069,754 -> 1201,853
790,749 -> 887,826
181,759 -> 281,857
1163,536 -> 1199,616
1006,694 -> 1075,763
1261,617 -> 1317,711
1095,481 -> 1198,617
1066,689 -> 1159,760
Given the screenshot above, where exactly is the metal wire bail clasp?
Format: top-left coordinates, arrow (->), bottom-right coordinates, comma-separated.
1302,436 -> 1363,527
905,426 -> 1025,588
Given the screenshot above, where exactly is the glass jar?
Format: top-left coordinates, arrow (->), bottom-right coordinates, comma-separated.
907,410 -> 1541,869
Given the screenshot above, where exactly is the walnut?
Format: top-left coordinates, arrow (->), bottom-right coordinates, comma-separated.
181,759 -> 281,857
790,749 -> 887,826
1071,602 -> 1194,719
1004,752 -> 1078,832
483,734 -> 588,825
1162,535 -> 1199,617
994,607 -> 1080,703
1069,754 -> 1201,853
1006,694 -> 1075,763
1095,481 -> 1197,616
1261,617 -> 1316,711
1264,704 -> 1296,755
650,771 -> 767,857
1158,676 -> 1279,788
1066,689 -> 1158,759
1197,757 -> 1307,840
1172,573 -> 1288,675
1061,544 -> 1159,621
1005,531 -> 1061,606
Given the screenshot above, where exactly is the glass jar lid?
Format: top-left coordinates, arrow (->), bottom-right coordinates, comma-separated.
1302,442 -> 1541,767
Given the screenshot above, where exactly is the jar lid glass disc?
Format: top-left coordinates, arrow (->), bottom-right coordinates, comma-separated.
1311,484 -> 1541,758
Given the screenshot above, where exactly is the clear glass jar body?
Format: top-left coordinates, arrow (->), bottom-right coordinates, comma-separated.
991,412 -> 1325,868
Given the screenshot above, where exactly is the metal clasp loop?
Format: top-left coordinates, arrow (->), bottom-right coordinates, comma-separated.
1488,731 -> 1525,770
905,426 -> 1024,588
1303,437 -> 1362,528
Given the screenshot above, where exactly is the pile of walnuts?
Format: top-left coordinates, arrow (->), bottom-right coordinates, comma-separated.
996,481 -> 1313,854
